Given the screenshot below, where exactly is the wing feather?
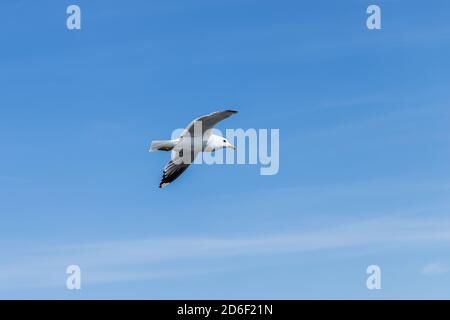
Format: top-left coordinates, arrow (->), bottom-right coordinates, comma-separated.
181,110 -> 238,138
159,150 -> 198,188
159,160 -> 190,188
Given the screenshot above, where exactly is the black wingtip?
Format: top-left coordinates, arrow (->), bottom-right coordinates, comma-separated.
225,109 -> 238,114
159,182 -> 167,189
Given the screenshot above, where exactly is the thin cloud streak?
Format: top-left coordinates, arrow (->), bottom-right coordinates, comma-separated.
421,263 -> 449,276
1,215 -> 450,289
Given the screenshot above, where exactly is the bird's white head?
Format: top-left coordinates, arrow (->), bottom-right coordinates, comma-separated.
210,134 -> 235,150
222,137 -> 235,150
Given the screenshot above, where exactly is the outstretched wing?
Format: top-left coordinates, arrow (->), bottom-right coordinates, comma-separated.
159,160 -> 190,188
181,109 -> 238,138
159,150 -> 199,188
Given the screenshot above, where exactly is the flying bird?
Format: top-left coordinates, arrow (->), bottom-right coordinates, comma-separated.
150,110 -> 238,188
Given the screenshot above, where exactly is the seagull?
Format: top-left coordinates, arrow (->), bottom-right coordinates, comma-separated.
150,110 -> 238,188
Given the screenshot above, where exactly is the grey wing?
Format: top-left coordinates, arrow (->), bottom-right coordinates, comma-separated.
159,160 -> 190,188
159,150 -> 198,188
181,109 -> 238,138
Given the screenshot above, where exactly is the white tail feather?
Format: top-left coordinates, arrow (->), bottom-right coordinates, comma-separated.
150,139 -> 177,152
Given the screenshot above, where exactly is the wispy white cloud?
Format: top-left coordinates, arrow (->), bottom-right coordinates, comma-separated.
421,263 -> 449,276
1,214 -> 450,290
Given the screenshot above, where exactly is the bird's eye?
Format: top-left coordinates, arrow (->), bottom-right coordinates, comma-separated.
223,140 -> 226,143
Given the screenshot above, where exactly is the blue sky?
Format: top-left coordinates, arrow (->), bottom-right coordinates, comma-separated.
1,0 -> 450,299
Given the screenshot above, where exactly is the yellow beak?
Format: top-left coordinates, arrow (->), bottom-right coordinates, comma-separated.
226,142 -> 235,150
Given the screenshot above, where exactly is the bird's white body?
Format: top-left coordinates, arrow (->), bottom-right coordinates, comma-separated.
171,134 -> 233,154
